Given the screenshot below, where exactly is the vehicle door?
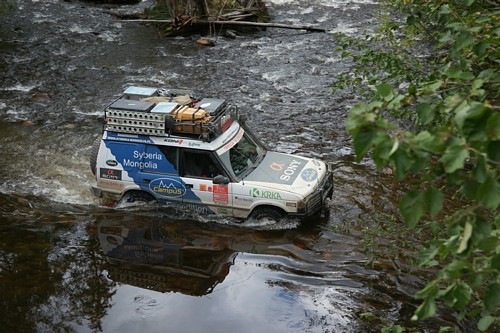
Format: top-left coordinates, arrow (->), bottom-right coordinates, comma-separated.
180,149 -> 233,216
137,144 -> 184,204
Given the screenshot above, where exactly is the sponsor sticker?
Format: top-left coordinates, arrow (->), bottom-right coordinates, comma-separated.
213,185 -> 229,203
199,184 -> 207,191
100,168 -> 122,180
163,201 -> 213,214
301,168 -> 318,182
235,196 -> 253,203
97,179 -> 124,189
244,152 -> 307,185
164,138 -> 184,144
106,160 -> 118,166
250,188 -> 282,200
220,128 -> 245,152
149,178 -> 186,197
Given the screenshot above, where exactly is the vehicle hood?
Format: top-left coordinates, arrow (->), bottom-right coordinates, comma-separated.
244,151 -> 327,198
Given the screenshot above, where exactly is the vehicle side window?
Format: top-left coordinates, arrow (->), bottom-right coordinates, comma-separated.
142,145 -> 179,175
159,146 -> 179,172
183,150 -> 225,179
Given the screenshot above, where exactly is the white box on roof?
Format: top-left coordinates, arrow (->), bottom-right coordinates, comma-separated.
151,102 -> 179,114
123,86 -> 158,100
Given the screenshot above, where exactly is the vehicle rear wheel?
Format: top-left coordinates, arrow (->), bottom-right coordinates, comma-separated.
89,137 -> 101,176
120,191 -> 156,204
250,206 -> 285,224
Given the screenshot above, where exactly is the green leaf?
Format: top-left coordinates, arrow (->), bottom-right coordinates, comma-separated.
400,191 -> 424,228
416,103 -> 434,125
462,180 -> 480,200
472,157 -> 487,183
459,71 -> 475,80
415,280 -> 439,299
492,253 -> 500,271
471,216 -> 492,244
487,141 -> 500,163
454,101 -> 490,130
422,80 -> 443,93
418,246 -> 438,267
478,316 -> 495,331
381,325 -> 405,333
457,222 -> 473,254
372,135 -> 393,168
479,236 -> 497,252
473,42 -> 488,57
392,148 -> 413,180
438,327 -> 454,333
443,260 -> 467,279
412,131 -> 445,153
424,187 -> 443,216
477,176 -> 500,210
486,112 -> 500,140
471,79 -> 484,90
440,137 -> 469,173
353,127 -> 377,161
388,95 -> 405,110
412,298 -> 436,321
484,283 -> 500,312
377,83 -> 394,101
454,32 -> 475,52
439,4 -> 451,14
454,284 -> 472,310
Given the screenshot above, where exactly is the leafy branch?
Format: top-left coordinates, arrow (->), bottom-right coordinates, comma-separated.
333,0 -> 499,331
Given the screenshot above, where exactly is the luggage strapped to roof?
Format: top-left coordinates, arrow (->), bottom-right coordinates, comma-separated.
102,86 -> 238,141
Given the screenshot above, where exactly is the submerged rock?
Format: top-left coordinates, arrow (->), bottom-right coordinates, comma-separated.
196,38 -> 216,47
31,92 -> 51,101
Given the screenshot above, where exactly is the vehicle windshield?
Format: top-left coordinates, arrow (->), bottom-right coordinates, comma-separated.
217,129 -> 264,178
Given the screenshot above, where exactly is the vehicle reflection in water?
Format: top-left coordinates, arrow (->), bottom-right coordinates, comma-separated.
96,215 -> 316,297
98,218 -> 237,296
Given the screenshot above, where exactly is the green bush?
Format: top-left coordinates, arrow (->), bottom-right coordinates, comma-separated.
333,0 -> 499,331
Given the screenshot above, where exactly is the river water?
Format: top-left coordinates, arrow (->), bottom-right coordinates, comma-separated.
0,0 -> 473,332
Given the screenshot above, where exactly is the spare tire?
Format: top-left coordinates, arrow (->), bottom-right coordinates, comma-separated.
89,137 -> 101,176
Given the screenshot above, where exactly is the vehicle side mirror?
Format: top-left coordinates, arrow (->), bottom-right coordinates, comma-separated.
213,175 -> 229,185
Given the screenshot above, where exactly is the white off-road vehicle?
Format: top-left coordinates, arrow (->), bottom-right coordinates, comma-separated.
90,86 -> 333,222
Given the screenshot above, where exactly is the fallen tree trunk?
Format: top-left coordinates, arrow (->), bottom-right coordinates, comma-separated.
115,18 -> 326,33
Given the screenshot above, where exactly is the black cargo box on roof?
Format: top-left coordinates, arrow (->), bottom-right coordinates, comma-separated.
109,99 -> 155,112
197,98 -> 226,116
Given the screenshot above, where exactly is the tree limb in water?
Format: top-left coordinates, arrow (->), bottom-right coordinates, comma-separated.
115,19 -> 326,33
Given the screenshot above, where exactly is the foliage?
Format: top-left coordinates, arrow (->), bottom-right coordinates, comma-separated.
0,0 -> 14,14
333,0 -> 499,331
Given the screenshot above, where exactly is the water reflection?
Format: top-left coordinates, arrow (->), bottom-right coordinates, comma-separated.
98,217 -> 237,296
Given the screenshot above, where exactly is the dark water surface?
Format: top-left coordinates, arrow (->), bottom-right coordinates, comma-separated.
0,0 -> 471,332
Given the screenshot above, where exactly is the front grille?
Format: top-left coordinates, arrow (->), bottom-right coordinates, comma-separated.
306,191 -> 322,215
322,173 -> 333,197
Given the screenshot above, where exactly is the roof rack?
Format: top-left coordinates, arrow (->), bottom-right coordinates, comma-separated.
103,86 -> 238,141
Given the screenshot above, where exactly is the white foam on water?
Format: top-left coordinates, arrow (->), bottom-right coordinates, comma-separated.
98,31 -> 120,42
69,24 -> 93,34
2,84 -> 38,92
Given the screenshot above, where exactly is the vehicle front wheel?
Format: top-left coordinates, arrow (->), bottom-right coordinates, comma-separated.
250,207 -> 285,224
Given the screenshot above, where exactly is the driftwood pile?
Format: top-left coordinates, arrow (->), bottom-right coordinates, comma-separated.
108,0 -> 325,34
